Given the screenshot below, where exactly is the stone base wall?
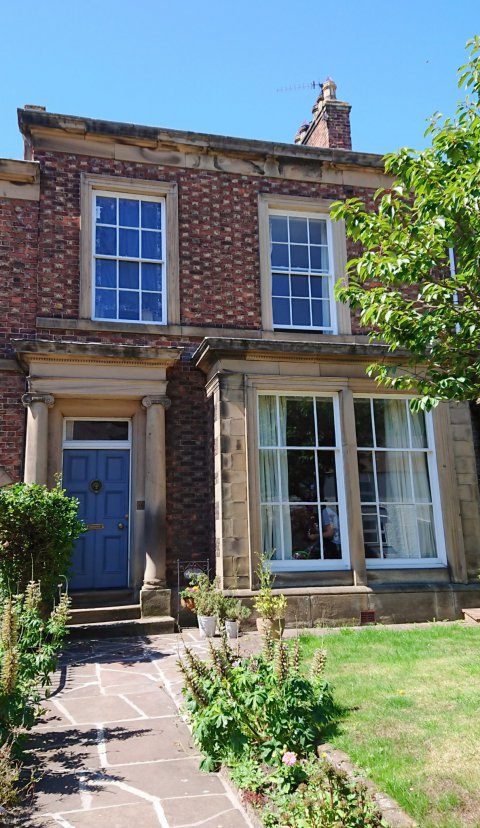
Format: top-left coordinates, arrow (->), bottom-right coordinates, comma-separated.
224,584 -> 480,628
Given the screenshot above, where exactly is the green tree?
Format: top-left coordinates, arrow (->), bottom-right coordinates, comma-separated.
331,37 -> 480,411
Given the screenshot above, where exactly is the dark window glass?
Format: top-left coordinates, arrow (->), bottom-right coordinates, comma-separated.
354,399 -> 374,447
70,421 -> 129,441
95,259 -> 116,288
96,197 -> 116,225
285,398 -> 315,445
286,450 -> 317,501
316,399 -> 335,446
270,216 -> 288,242
141,201 -> 162,230
272,297 -> 290,326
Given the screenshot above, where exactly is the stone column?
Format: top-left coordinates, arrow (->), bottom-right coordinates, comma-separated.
140,395 -> 171,617
22,393 -> 55,485
340,388 -> 367,586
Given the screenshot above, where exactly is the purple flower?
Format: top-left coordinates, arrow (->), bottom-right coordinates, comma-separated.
282,751 -> 297,767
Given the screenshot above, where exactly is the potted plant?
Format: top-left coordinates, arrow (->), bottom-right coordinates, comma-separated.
218,596 -> 251,639
180,584 -> 199,611
190,573 -> 220,638
252,553 -> 287,639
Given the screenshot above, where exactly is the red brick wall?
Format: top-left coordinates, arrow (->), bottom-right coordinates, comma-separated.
32,151 -> 375,332
0,370 -> 25,482
0,197 -> 39,356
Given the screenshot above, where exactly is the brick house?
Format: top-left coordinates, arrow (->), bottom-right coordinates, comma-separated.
2,80 -> 480,626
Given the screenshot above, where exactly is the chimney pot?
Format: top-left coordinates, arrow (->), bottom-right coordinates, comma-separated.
295,78 -> 351,150
24,104 -> 46,112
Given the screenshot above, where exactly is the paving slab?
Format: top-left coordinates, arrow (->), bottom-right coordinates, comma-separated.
19,631 -> 253,828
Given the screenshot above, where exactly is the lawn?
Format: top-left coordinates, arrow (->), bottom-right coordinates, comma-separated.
300,624 -> 480,828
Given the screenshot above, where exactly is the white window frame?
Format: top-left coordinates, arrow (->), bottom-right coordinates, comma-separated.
257,390 -> 350,572
258,193 -> 351,336
92,190 -> 166,325
80,174 -> 179,326
269,209 -> 336,333
353,395 -> 447,569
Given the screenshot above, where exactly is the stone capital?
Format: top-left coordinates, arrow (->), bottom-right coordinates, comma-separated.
22,392 -> 55,409
142,395 -> 171,410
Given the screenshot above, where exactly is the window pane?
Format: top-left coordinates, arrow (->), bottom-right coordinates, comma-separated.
417,505 -> 437,557
119,261 -> 139,289
376,451 -> 413,502
285,397 -> 315,446
362,507 -> 381,558
291,504 -> 316,556
96,226 -> 116,256
142,263 -> 163,292
119,229 -> 139,258
312,300 -> 330,328
322,505 -> 342,559
358,451 -> 376,500
271,243 -> 289,269
95,288 -> 116,319
272,274 -> 289,296
316,399 -> 335,446
119,198 -> 139,227
291,299 -> 311,326
261,505 -> 283,560
69,420 -> 129,441
374,399 -> 409,447
119,290 -> 139,320
273,297 -> 290,326
142,292 -> 163,322
289,217 -> 308,243
141,201 -> 162,230
258,396 -> 278,446
310,276 -> 329,298
290,275 -> 309,297
317,451 -> 337,500
310,246 -> 329,271
286,450 -> 317,501
309,219 -> 327,245
410,410 -> 428,448
354,399 -> 374,447
95,259 -> 116,288
259,449 -> 282,501
142,231 -> 162,260
270,216 -> 288,242
382,504 -> 419,558
96,196 -> 116,225
290,244 -> 309,270
412,454 -> 432,502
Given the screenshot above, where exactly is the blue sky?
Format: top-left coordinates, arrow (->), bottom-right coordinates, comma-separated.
1,1 -> 478,160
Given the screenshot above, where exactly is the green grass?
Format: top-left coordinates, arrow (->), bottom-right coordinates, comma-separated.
300,624 -> 480,828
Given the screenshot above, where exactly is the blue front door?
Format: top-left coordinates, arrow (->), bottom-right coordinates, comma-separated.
63,449 -> 130,590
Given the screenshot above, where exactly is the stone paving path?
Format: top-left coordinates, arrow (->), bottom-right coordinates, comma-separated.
21,631 -> 256,828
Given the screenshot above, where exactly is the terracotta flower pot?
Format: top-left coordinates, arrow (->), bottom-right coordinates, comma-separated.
256,617 -> 285,640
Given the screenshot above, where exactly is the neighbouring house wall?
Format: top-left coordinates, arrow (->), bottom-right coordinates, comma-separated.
0,192 -> 39,482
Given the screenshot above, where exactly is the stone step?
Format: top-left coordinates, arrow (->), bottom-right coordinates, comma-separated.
67,615 -> 176,640
68,604 -> 141,625
70,589 -> 135,609
462,607 -> 480,624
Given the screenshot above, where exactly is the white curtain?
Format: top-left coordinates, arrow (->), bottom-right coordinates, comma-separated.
259,396 -> 292,559
380,400 -> 436,559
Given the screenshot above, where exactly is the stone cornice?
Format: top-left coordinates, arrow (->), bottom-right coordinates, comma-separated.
17,108 -> 385,172
13,339 -> 183,372
194,336 -> 408,373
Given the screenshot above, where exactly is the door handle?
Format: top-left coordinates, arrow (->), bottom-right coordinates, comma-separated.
117,522 -> 125,530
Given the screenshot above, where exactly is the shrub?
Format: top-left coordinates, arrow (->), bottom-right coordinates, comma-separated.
0,582 -> 70,744
0,482 -> 85,602
179,630 -> 335,771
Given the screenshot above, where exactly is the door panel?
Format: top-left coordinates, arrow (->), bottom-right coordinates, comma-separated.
63,448 -> 130,590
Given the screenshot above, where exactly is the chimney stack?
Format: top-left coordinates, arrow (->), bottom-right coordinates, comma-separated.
294,78 -> 352,150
